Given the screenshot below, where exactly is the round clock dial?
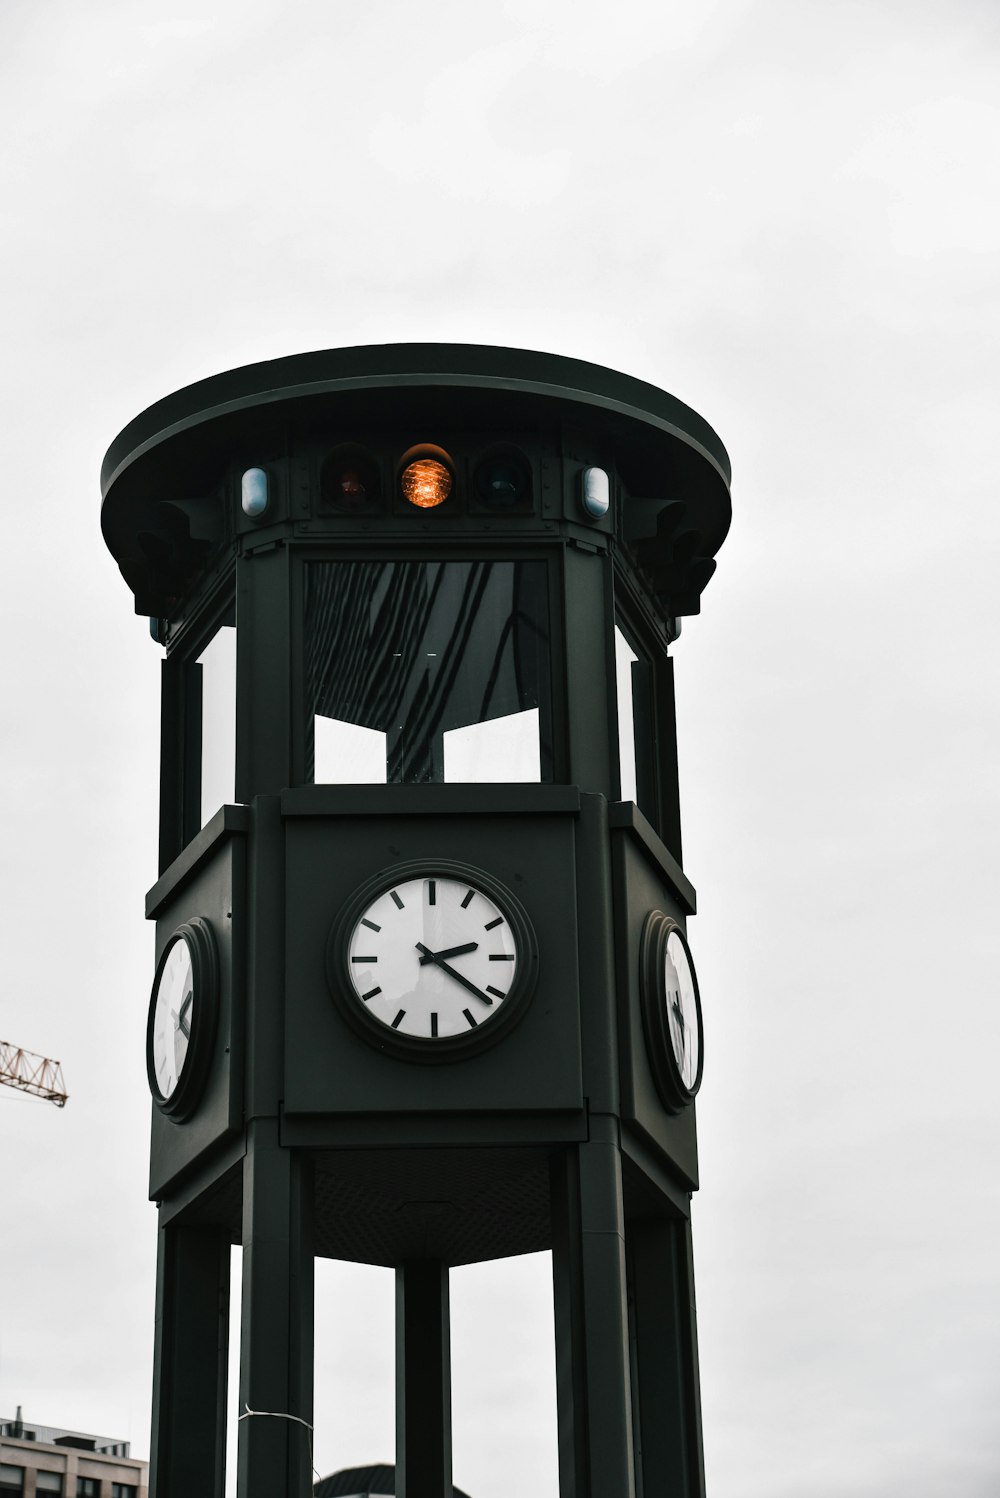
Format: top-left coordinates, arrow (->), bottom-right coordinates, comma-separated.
664,928 -> 700,1090
330,862 -> 537,1059
150,936 -> 195,1100
146,918 -> 219,1119
640,911 -> 704,1112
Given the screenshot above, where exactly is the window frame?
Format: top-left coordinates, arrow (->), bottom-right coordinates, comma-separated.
292,543 -> 563,790
612,558 -> 683,857
158,579 -> 237,872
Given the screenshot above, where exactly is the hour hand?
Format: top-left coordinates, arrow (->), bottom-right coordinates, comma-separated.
415,943 -> 493,1005
417,941 -> 478,965
171,991 -> 194,1039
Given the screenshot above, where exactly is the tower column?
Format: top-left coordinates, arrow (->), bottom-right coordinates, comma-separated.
551,1120 -> 637,1498
396,1260 -> 453,1498
629,1216 -> 707,1498
150,1220 -> 231,1498
237,1120 -> 315,1498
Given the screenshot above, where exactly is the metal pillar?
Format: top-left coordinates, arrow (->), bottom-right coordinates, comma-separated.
237,1120 -> 315,1498
396,1260 -> 453,1498
629,1218 -> 707,1498
150,1222 -> 230,1498
551,1122 -> 637,1498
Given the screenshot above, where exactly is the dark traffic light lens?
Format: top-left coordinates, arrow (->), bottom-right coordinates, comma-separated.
337,469 -> 367,504
474,450 -> 531,511
321,449 -> 381,513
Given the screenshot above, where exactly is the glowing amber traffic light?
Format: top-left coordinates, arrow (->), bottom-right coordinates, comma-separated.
400,454 -> 452,509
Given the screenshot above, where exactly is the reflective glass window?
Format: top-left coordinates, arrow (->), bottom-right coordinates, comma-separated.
615,626 -> 639,804
306,560 -> 552,784
614,621 -> 656,819
198,619 -> 236,826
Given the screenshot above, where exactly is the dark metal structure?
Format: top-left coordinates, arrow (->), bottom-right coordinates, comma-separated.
313,1464 -> 471,1497
101,344 -> 731,1498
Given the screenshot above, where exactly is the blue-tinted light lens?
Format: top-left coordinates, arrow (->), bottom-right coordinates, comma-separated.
241,467 -> 269,518
476,454 -> 529,509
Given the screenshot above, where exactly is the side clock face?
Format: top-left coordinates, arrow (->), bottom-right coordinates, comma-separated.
328,861 -> 537,1060
146,918 -> 219,1119
640,911 -> 704,1113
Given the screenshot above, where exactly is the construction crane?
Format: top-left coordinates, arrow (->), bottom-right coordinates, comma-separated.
0,1041 -> 68,1107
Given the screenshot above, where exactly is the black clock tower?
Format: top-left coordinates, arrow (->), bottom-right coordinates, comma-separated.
101,345 -> 731,1498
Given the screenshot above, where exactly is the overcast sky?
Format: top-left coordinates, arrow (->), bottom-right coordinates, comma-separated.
1,2 -> 998,1495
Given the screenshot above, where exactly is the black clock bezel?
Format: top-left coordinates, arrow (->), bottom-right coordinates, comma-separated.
639,910 -> 704,1114
146,917 -> 219,1120
326,859 -> 539,1063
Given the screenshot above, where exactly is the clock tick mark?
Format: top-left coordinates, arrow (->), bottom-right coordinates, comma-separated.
391,1009 -> 406,1029
489,954 -> 515,961
390,890 -> 404,910
461,889 -> 475,909
361,918 -> 381,932
428,880 -> 436,905
462,1008 -> 478,1028
361,986 -> 382,1001
487,985 -> 506,999
351,955 -> 378,963
431,1012 -> 438,1037
484,916 -> 503,930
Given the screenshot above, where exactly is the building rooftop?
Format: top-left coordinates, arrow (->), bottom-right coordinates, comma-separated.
0,1413 -> 130,1459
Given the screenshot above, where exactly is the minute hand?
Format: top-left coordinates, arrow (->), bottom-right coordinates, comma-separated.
415,942 -> 493,1006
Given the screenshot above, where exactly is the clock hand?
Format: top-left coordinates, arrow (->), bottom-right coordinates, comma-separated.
415,942 -> 493,1005
170,992 -> 194,1041
418,942 -> 479,966
178,990 -> 194,1039
670,993 -> 686,1056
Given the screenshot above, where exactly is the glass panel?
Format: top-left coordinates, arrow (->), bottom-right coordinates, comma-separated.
198,622 -> 236,826
305,560 -> 552,784
315,716 -> 387,784
35,1475 -> 63,1494
0,1466 -> 24,1495
614,626 -> 638,803
443,707 -> 540,783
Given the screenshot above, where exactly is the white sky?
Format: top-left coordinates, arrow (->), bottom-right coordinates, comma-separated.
1,1 -> 998,1495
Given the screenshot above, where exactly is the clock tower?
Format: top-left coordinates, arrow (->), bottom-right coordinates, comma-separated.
101,345 -> 731,1498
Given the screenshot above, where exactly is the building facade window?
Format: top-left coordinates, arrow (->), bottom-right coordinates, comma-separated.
35,1474 -> 64,1494
76,1479 -> 100,1497
0,1463 -> 24,1495
111,1485 -> 137,1498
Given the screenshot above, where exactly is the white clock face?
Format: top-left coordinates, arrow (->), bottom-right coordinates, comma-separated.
346,874 -> 520,1041
151,935 -> 195,1100
664,929 -> 700,1091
